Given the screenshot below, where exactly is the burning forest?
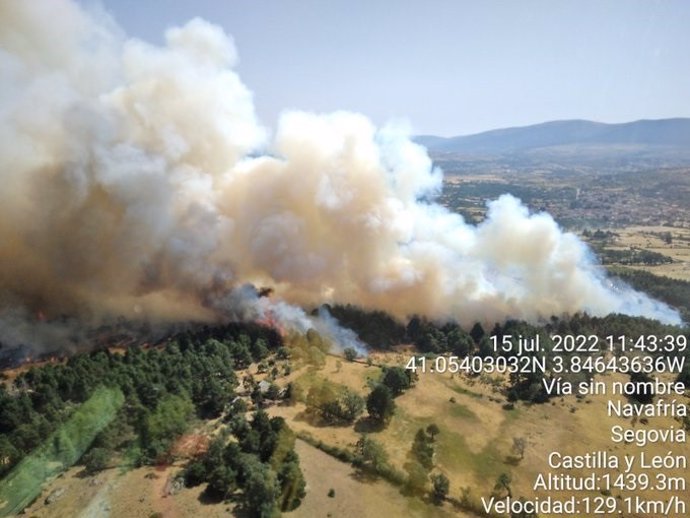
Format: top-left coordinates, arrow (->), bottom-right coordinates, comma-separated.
0,0 -> 682,358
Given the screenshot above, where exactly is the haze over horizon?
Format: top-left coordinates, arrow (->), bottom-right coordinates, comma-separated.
78,0 -> 690,136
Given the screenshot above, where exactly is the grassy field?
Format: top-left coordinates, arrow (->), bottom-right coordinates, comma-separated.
279,356 -> 689,515
601,225 -> 690,281
286,439 -> 462,518
267,355 -> 690,517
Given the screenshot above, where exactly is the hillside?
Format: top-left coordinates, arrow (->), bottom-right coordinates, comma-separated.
14,350 -> 690,518
416,118 -> 690,155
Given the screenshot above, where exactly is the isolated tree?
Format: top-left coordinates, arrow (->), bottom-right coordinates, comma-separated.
355,435 -> 389,472
381,366 -> 413,396
494,472 -> 512,497
512,437 -> 526,460
430,472 -> 450,504
343,347 -> 358,362
411,428 -> 435,470
366,384 -> 395,424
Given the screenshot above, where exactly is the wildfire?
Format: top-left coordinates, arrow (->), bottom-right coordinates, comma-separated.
255,288 -> 286,336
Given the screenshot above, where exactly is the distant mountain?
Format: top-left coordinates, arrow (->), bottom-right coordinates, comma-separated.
416,118 -> 690,154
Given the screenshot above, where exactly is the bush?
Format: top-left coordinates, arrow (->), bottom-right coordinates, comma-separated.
183,460 -> 207,487
431,472 -> 449,504
343,347 -> 358,361
81,447 -> 110,475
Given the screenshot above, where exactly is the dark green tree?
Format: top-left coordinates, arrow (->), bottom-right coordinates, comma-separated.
430,472 -> 449,504
470,322 -> 485,344
411,428 -> 434,470
381,366 -> 414,396
243,459 -> 279,518
494,472 -> 512,497
81,447 -> 110,475
206,464 -> 237,498
183,460 -> 207,487
366,384 -> 395,424
343,347 -> 358,361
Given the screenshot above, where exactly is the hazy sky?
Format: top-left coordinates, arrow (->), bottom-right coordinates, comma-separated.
83,0 -> 690,136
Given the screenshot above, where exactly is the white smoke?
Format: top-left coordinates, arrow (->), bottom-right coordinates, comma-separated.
0,0 -> 681,353
313,307 -> 368,356
212,285 -> 367,354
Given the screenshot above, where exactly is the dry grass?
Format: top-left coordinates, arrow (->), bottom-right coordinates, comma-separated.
602,225 -> 690,280
275,355 -> 690,513
285,439 -> 462,518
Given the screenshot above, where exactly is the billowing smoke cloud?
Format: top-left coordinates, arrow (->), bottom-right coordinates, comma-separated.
0,1 -> 680,352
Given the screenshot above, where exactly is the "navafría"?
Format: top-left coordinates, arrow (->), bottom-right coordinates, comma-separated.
608,398 -> 687,418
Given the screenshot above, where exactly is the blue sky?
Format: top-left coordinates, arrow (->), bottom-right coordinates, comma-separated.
84,0 -> 690,136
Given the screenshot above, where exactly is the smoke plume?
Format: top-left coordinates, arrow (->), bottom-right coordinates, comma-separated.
0,1 -> 681,351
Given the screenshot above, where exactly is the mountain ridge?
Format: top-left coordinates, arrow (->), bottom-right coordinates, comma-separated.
416,118 -> 690,154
